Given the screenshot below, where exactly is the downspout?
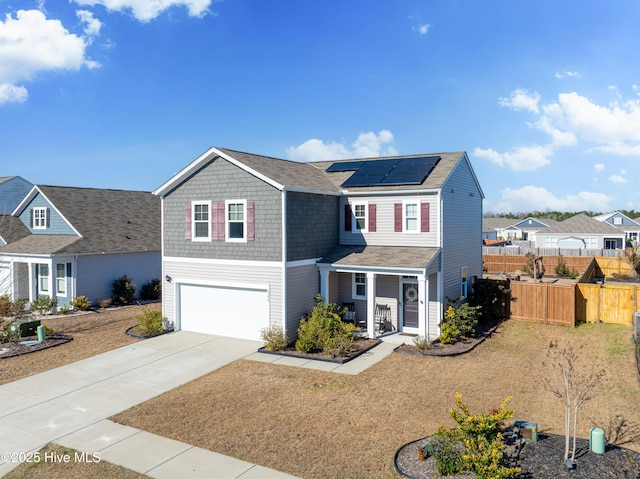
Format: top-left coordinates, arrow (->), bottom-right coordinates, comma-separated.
281,189 -> 287,334
438,190 -> 444,336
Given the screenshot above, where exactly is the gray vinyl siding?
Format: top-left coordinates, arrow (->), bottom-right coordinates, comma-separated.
339,194 -> 439,247
285,262 -> 320,339
162,157 -> 283,262
76,251 -> 161,302
440,156 -> 483,303
163,259 -> 283,329
286,192 -> 339,261
17,194 -> 76,235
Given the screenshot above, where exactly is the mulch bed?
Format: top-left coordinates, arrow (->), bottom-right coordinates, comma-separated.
258,337 -> 381,363
0,333 -> 73,359
394,319 -> 503,357
395,433 -> 640,478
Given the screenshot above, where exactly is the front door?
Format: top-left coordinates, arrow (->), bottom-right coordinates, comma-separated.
402,282 -> 419,328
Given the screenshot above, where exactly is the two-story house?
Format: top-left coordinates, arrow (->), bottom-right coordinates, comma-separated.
154,147 -> 484,341
0,185 -> 161,307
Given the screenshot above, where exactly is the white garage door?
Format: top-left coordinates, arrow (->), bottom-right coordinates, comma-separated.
178,283 -> 269,340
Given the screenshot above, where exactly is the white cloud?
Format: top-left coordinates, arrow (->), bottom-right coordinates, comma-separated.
287,130 -> 397,162
76,10 -> 102,38
498,88 -> 540,114
493,185 -> 613,213
609,174 -> 628,183
73,0 -> 213,22
0,9 -> 93,105
555,70 -> 582,80
472,145 -> 552,172
416,23 -> 430,35
593,163 -> 605,172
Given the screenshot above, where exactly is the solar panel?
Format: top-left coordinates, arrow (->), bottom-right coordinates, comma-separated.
340,156 -> 440,187
325,161 -> 365,172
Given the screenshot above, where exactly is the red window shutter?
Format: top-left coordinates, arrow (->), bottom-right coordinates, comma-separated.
216,203 -> 225,240
184,204 -> 192,240
344,204 -> 352,231
368,204 -> 376,232
247,202 -> 255,241
211,203 -> 219,240
421,202 -> 430,232
394,203 -> 402,232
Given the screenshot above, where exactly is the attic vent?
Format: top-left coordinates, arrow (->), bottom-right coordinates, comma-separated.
528,219 -> 532,224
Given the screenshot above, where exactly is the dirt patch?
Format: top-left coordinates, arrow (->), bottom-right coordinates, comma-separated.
112,320 -> 640,479
0,303 -> 160,385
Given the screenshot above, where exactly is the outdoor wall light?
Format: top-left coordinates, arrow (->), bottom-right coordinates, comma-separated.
165,275 -> 172,283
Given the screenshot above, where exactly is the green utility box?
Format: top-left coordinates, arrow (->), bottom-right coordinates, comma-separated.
10,319 -> 42,337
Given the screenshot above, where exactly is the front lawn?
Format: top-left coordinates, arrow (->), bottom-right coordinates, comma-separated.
111,320 -> 640,479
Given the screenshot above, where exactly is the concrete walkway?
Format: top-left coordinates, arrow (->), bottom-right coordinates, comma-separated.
0,331 -> 401,478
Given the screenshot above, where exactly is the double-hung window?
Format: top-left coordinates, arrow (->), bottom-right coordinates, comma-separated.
39,264 -> 49,293
192,201 -> 211,241
56,263 -> 67,296
353,272 -> 366,299
352,202 -> 367,233
404,202 -> 418,232
33,207 -> 47,229
226,200 -> 247,242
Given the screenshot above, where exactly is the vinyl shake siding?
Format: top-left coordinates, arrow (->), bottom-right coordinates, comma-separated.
286,191 -> 339,261
285,262 -> 320,337
163,157 -> 283,262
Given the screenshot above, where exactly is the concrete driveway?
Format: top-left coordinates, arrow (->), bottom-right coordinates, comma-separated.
0,332 -> 299,479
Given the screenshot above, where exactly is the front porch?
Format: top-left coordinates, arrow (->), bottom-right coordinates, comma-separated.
318,245 -> 442,339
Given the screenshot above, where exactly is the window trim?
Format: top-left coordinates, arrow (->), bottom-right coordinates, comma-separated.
38,264 -> 49,293
351,202 -> 368,233
403,200 -> 419,233
352,272 -> 367,300
33,207 -> 47,230
56,263 -> 67,296
191,200 -> 211,241
225,199 -> 247,243
613,217 -> 622,225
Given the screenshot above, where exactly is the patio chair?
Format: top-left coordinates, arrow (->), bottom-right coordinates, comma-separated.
375,304 -> 394,333
341,302 -> 356,325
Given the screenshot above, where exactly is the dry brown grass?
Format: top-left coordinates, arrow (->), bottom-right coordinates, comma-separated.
0,303 -> 160,385
2,443 -> 150,479
112,320 -> 640,479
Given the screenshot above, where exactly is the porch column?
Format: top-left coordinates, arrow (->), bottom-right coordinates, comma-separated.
436,271 -> 443,337
418,274 -> 427,337
366,272 -> 376,339
28,261 -> 34,302
319,268 -> 329,302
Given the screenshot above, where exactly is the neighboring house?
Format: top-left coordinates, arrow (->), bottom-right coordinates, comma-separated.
0,176 -> 32,217
535,213 -> 626,250
511,217 -> 558,243
593,211 -> 640,243
154,147 -> 484,341
0,185 -> 161,308
482,217 -> 518,241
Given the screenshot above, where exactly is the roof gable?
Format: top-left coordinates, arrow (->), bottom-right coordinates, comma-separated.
539,213 -> 626,235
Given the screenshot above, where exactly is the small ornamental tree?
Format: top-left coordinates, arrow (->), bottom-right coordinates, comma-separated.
538,338 -> 606,464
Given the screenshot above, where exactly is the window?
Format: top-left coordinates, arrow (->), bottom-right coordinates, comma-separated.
461,267 -> 468,298
56,263 -> 67,296
353,273 -> 366,299
613,217 -> 622,225
226,200 -> 247,241
404,202 -> 418,232
353,203 -> 367,232
38,264 -> 49,293
33,207 -> 47,229
192,202 -> 211,240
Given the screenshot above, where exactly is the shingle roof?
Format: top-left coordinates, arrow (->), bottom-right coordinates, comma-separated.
540,213 -> 624,235
482,217 -> 518,232
39,185 -> 161,254
0,214 -> 31,244
318,245 -> 440,269
1,186 -> 161,255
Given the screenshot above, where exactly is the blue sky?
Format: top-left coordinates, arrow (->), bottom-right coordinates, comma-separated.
2,0 -> 640,214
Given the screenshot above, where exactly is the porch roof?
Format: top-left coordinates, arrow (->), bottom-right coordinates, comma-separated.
0,235 -> 80,255
318,245 -> 440,270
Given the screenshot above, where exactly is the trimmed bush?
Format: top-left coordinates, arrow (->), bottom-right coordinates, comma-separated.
140,278 -> 161,301
97,297 -> 112,309
0,294 -> 10,317
260,325 -> 288,351
30,295 -> 58,315
70,295 -> 91,311
134,308 -> 165,336
111,275 -> 136,306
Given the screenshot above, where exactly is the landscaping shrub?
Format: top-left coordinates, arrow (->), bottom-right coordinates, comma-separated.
0,320 -> 21,344
470,279 -> 511,322
134,308 -> 166,336
58,306 -> 70,315
10,298 -> 28,318
412,335 -> 431,350
430,393 -> 519,479
70,295 -> 91,311
439,321 -> 461,344
111,275 -> 136,306
260,325 -> 288,351
30,295 -> 58,315
0,294 -> 10,317
295,296 -> 358,356
97,297 -> 112,309
139,278 -> 161,301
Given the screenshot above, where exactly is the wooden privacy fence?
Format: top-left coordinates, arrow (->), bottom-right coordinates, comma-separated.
576,283 -> 639,324
483,254 -> 593,277
509,281 -> 575,327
